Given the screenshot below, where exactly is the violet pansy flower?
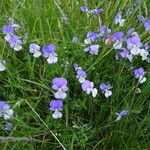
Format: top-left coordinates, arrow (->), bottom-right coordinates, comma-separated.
137,15 -> 145,22
99,25 -> 111,37
2,25 -> 14,35
80,5 -> 88,12
134,68 -> 146,84
81,80 -> 97,97
49,100 -> 63,119
4,122 -> 13,131
42,44 -> 58,64
0,60 -> 6,72
72,37 -> 78,43
126,34 -> 143,57
115,110 -> 128,122
114,12 -> 125,27
90,9 -> 104,15
112,32 -> 124,42
2,25 -> 14,41
115,48 -> 131,61
137,15 -> 150,31
51,77 -> 68,99
29,43 -> 41,58
73,63 -> 82,71
127,28 -> 135,35
8,35 -> 22,51
76,69 -> 87,83
84,44 -> 99,55
100,83 -> 112,97
87,32 -> 99,42
0,101 -> 14,120
84,32 -> 99,44
112,32 -> 124,49
144,20 -> 150,31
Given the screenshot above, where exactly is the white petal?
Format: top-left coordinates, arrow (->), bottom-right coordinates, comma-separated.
127,54 -> 133,61
14,44 -> 22,51
104,90 -> 112,97
84,39 -> 91,45
115,115 -> 122,122
79,77 -> 85,83
4,109 -> 14,120
52,110 -> 62,119
47,56 -> 58,64
139,76 -> 146,84
0,65 -> 6,71
91,88 -> 97,97
54,91 -> 67,99
86,88 -> 91,94
33,51 -> 41,58
119,19 -> 125,27
113,41 -> 122,49
4,35 -> 11,41
130,47 -> 141,55
140,49 -> 149,60
90,82 -> 94,88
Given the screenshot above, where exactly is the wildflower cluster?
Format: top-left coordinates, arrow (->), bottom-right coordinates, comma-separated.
49,78 -> 68,119
2,19 -> 23,51
0,101 -> 13,131
29,43 -> 58,64
74,64 -> 97,97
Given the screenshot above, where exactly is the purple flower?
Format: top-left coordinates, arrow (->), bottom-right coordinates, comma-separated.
100,83 -> 112,97
80,5 -> 88,12
112,32 -> 124,42
100,83 -> 112,90
2,25 -> 14,34
76,69 -> 87,83
74,63 -> 79,71
4,122 -> 13,131
72,37 -> 78,43
51,77 -> 68,99
42,44 -> 58,64
115,110 -> 128,122
8,35 -> 22,51
29,43 -> 41,58
84,44 -> 99,55
134,68 -> 145,78
115,48 -> 130,60
81,80 -> 97,97
112,32 -> 124,49
99,25 -> 111,37
49,100 -> 63,111
144,20 -> 150,31
90,9 -> 104,14
137,15 -> 150,31
137,15 -> 145,22
134,68 -> 146,84
2,25 -> 14,41
127,28 -> 135,35
126,35 -> 142,50
114,12 -> 125,27
0,101 -> 14,120
87,32 -> 99,42
49,100 -> 63,119
0,60 -> 6,72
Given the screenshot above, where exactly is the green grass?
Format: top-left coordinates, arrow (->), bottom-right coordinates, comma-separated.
0,0 -> 150,149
